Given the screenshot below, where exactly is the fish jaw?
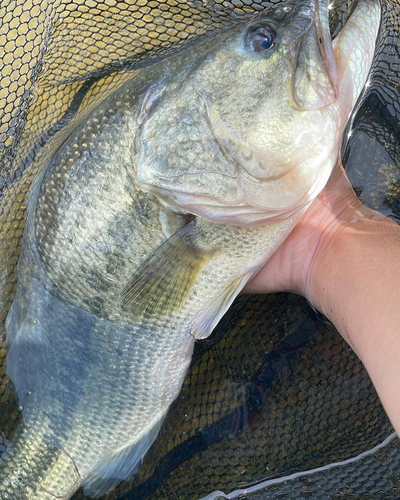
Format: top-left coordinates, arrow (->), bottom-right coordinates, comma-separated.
292,0 -> 339,110
135,0 -> 381,226
332,0 -> 381,117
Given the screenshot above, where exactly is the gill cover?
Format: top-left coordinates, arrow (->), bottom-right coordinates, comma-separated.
134,0 -> 379,225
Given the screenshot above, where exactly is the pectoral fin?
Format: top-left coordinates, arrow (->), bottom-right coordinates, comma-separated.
121,220 -> 214,319
191,274 -> 250,340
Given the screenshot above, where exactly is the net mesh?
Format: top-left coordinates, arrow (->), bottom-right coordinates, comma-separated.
0,0 -> 399,498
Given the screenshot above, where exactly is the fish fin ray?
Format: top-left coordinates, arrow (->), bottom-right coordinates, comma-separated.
82,415 -> 165,498
191,274 -> 249,340
121,221 -> 213,318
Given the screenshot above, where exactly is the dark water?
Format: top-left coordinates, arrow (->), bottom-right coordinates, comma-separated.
0,0 -> 399,498
107,295 -> 396,500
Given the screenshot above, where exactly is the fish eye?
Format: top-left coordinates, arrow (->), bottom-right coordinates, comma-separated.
246,26 -> 277,53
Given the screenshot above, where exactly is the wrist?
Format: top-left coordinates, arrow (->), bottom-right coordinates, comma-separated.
307,211 -> 400,436
307,211 -> 400,346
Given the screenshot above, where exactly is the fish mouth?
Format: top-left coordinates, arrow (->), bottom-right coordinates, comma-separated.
315,0 -> 339,91
292,0 -> 340,110
329,0 -> 359,39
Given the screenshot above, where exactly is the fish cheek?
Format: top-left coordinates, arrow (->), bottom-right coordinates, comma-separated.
135,94 -> 240,206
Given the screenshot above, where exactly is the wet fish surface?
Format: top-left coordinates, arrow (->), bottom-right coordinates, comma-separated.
0,0 -> 380,498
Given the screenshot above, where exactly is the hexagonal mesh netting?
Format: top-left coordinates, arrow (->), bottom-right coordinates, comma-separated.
0,0 -> 399,499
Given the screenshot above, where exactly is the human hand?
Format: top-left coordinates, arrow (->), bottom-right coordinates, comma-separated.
243,160 -> 384,304
244,160 -> 400,437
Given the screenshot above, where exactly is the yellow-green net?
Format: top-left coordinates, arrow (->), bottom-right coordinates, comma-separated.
0,0 -> 400,498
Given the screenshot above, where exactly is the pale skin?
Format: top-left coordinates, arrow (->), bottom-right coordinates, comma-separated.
244,161 -> 400,436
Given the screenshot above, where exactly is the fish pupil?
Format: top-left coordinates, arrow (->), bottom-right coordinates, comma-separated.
249,27 -> 276,52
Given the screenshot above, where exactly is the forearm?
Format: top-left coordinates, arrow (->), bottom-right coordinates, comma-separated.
309,216 -> 400,433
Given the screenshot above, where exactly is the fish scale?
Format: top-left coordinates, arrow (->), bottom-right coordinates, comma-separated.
0,0 -> 399,499
0,0 -> 380,497
5,268 -> 196,498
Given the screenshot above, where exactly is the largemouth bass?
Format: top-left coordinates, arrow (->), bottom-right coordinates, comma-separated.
0,0 -> 380,498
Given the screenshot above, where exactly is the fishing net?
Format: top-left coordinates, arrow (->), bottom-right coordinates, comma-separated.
0,0 -> 399,498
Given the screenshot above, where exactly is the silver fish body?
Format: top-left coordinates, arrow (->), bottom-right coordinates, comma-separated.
0,0 -> 380,498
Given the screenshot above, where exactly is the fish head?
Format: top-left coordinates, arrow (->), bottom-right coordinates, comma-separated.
135,0 -> 380,225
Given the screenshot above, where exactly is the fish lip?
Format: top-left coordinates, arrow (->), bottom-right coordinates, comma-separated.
292,0 -> 340,110
315,0 -> 339,91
